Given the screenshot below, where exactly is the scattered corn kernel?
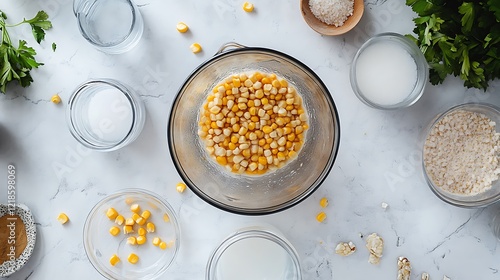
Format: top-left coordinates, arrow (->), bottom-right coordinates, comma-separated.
109,226 -> 120,236
176,22 -> 189,33
152,237 -> 161,246
163,213 -> 170,222
57,213 -> 69,224
127,236 -> 137,245
176,182 -> 187,193
115,215 -> 125,225
190,43 -> 202,54
51,94 -> 61,104
319,197 -> 329,208
159,241 -> 168,250
123,225 -> 134,234
243,2 -> 254,12
316,211 -> 327,223
127,253 -> 139,264
141,210 -> 151,220
106,208 -> 118,220
137,235 -> 147,245
125,197 -> 134,205
130,204 -> 141,213
138,227 -> 147,236
146,222 -> 156,233
109,254 -> 120,266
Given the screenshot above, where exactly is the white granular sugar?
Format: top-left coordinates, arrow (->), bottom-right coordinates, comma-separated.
309,0 -> 354,27
423,110 -> 500,195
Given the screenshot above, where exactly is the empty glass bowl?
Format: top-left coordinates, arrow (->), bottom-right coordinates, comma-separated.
168,43 -> 341,215
83,189 -> 180,280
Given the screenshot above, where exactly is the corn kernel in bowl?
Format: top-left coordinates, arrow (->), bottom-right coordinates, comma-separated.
198,72 -> 308,175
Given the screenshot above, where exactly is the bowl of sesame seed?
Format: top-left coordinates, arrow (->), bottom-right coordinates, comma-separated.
422,103 -> 500,208
167,42 -> 341,215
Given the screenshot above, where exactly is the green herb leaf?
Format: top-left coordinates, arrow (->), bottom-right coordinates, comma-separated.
0,10 -> 52,93
52,42 -> 56,52
487,0 -> 500,21
458,2 -> 475,33
406,0 -> 500,90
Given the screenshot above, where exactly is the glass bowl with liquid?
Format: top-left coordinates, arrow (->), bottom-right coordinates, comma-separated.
206,227 -> 302,280
73,0 -> 144,54
67,79 -> 146,152
350,32 -> 428,110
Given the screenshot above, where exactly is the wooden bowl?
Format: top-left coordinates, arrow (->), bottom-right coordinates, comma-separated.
301,0 -> 364,36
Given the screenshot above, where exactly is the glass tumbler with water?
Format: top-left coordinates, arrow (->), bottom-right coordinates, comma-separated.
73,0 -> 143,54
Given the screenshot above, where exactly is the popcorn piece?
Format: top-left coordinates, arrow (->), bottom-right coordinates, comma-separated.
335,241 -> 356,256
365,233 -> 384,265
421,272 -> 429,280
397,256 -> 411,280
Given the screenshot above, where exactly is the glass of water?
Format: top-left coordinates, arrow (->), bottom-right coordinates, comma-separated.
73,0 -> 144,54
66,79 -> 146,151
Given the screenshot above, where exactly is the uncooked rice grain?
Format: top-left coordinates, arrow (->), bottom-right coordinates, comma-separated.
309,0 -> 354,27
423,110 -> 500,195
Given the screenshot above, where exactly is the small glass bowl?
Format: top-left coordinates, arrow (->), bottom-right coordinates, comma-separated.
67,79 -> 145,152
206,227 -> 302,280
350,32 -> 428,110
422,103 -> 500,208
83,189 -> 180,280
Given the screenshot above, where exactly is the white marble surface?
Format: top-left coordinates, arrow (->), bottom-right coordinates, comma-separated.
1,0 -> 500,279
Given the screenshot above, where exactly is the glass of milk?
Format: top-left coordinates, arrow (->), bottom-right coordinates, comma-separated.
73,0 -> 144,54
350,32 -> 428,110
67,79 -> 146,151
206,227 -> 302,280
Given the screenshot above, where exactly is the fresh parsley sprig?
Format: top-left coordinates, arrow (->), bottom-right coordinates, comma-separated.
406,0 -> 500,90
0,10 -> 52,93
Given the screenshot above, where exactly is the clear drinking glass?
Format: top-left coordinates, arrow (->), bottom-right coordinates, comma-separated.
67,79 -> 146,152
73,0 -> 144,54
